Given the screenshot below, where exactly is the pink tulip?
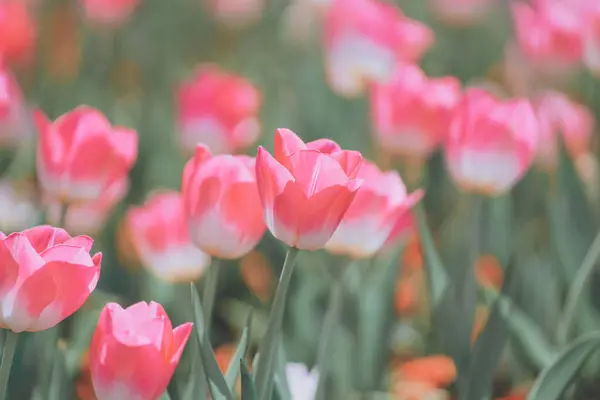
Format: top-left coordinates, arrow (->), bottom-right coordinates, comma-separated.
176,65 -> 261,155
35,106 -> 138,203
46,178 -> 128,235
582,1 -> 600,75
535,91 -> 595,169
429,0 -> 496,26
90,301 -> 192,400
445,88 -> 539,196
326,160 -> 422,258
80,0 -> 140,27
0,66 -> 29,146
511,0 -> 585,76
323,0 -> 433,97
371,63 -> 461,159
0,225 -> 101,332
182,145 -> 265,259
0,2 -> 36,65
255,128 -> 363,250
126,191 -> 211,282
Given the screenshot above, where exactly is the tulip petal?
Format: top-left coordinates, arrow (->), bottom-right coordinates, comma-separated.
21,225 -> 71,253
286,150 -> 352,197
274,128 -> 307,164
329,150 -> 363,178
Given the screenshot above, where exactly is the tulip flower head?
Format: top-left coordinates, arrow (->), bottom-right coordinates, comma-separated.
323,0 -> 433,97
89,301 -> 192,400
371,63 -> 461,159
182,145 -> 266,259
127,191 -> 211,282
0,2 -> 36,64
511,0 -> 585,76
326,160 -> 422,258
534,90 -> 595,170
0,225 -> 101,332
176,66 -> 262,155
445,88 -> 539,196
35,106 -> 138,204
255,128 -> 363,250
0,66 -> 29,147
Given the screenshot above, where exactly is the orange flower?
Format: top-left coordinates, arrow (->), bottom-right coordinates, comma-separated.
215,344 -> 236,373
239,251 -> 274,302
475,254 -> 504,289
471,305 -> 490,343
402,235 -> 424,273
396,355 -> 457,389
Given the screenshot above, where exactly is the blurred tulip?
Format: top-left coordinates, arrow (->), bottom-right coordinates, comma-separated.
182,144 -> 265,259
255,128 -> 363,250
204,0 -> 265,29
35,106 -> 138,203
429,0 -> 496,26
445,88 -> 539,196
396,355 -> 457,388
176,65 -> 261,156
371,64 -> 461,159
215,344 -> 236,373
46,4 -> 80,82
286,363 -> 319,400
126,191 -> 211,283
281,0 -> 328,45
0,1 -> 36,65
0,180 -> 40,233
394,269 -> 422,316
471,304 -> 490,342
46,178 -> 128,236
325,160 -> 422,258
394,382 -> 450,400
0,225 -> 101,332
534,90 -> 595,170
511,0 -> 585,77
80,0 -> 140,27
498,385 -> 530,400
475,254 -> 504,289
89,301 -> 192,400
323,0 -> 433,97
382,211 -> 416,253
0,65 -> 30,146
239,250 -> 274,302
583,2 -> 600,75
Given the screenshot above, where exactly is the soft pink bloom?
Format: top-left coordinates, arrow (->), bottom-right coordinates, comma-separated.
371,64 -> 461,158
204,0 -> 266,28
582,1 -> 600,75
182,145 -> 265,259
429,0 -> 496,26
535,91 -> 595,169
323,0 -> 433,97
326,160 -> 422,258
255,128 -> 363,250
0,225 -> 101,332
46,178 -> 128,235
511,0 -> 585,76
0,2 -> 36,65
126,191 -> 211,282
0,66 -> 29,146
445,88 -> 540,196
382,211 -> 416,252
176,66 -> 261,155
90,301 -> 192,400
80,0 -> 140,27
35,106 -> 138,203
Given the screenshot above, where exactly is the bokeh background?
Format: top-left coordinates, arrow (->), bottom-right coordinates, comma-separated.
3,0 -> 600,399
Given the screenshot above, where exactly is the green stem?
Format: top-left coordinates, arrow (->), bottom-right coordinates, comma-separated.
255,247 -> 300,400
0,330 -> 19,400
556,230 -> 600,345
202,258 -> 221,341
315,280 -> 343,400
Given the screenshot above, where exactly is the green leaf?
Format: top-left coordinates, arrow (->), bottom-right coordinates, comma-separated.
464,265 -> 516,400
415,205 -> 449,306
315,281 -> 343,399
241,360 -> 257,400
182,326 -> 208,400
159,391 -> 172,400
482,289 -> 556,369
225,312 -> 253,390
202,259 -> 221,340
190,283 -> 233,400
527,331 -> 600,400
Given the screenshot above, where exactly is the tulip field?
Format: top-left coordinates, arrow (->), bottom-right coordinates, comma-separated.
2,0 -> 600,399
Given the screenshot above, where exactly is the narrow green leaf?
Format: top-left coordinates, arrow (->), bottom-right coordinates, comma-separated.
415,205 -> 449,306
159,390 -> 172,400
483,289 -> 556,369
527,331 -> 600,400
203,259 -> 221,340
190,283 -> 233,400
254,247 -> 300,400
315,281 -> 343,399
182,327 -> 208,400
225,312 -> 253,390
273,342 -> 292,400
241,360 -> 257,400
